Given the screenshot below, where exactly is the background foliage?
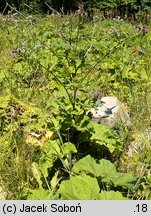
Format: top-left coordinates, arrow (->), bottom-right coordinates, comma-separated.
0,0 -> 151,20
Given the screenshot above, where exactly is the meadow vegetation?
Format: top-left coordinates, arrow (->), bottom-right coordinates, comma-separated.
0,12 -> 151,200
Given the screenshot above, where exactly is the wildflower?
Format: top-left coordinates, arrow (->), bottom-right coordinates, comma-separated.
142,25 -> 149,35
10,48 -> 21,56
22,42 -> 26,47
132,61 -> 136,66
34,44 -> 42,50
26,15 -> 33,20
113,16 -> 123,22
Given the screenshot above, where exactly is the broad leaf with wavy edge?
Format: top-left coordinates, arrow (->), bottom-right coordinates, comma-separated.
57,173 -> 100,200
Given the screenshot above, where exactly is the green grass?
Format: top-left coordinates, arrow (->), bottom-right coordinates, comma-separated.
0,14 -> 151,200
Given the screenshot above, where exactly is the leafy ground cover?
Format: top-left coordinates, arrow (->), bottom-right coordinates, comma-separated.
0,14 -> 151,200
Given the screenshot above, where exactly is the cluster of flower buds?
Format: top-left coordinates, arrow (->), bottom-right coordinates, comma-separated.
113,16 -> 123,22
134,25 -> 149,35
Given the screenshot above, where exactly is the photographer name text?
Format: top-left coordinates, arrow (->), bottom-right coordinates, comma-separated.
3,203 -> 82,214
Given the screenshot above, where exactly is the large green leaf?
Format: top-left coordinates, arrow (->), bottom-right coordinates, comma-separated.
91,124 -> 120,153
42,140 -> 62,157
98,159 -> 117,181
38,140 -> 63,177
112,173 -> 137,189
57,174 -> 100,200
72,155 -> 101,176
72,155 -> 136,188
72,155 -> 116,178
39,157 -> 54,178
62,142 -> 77,156
98,191 -> 127,200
